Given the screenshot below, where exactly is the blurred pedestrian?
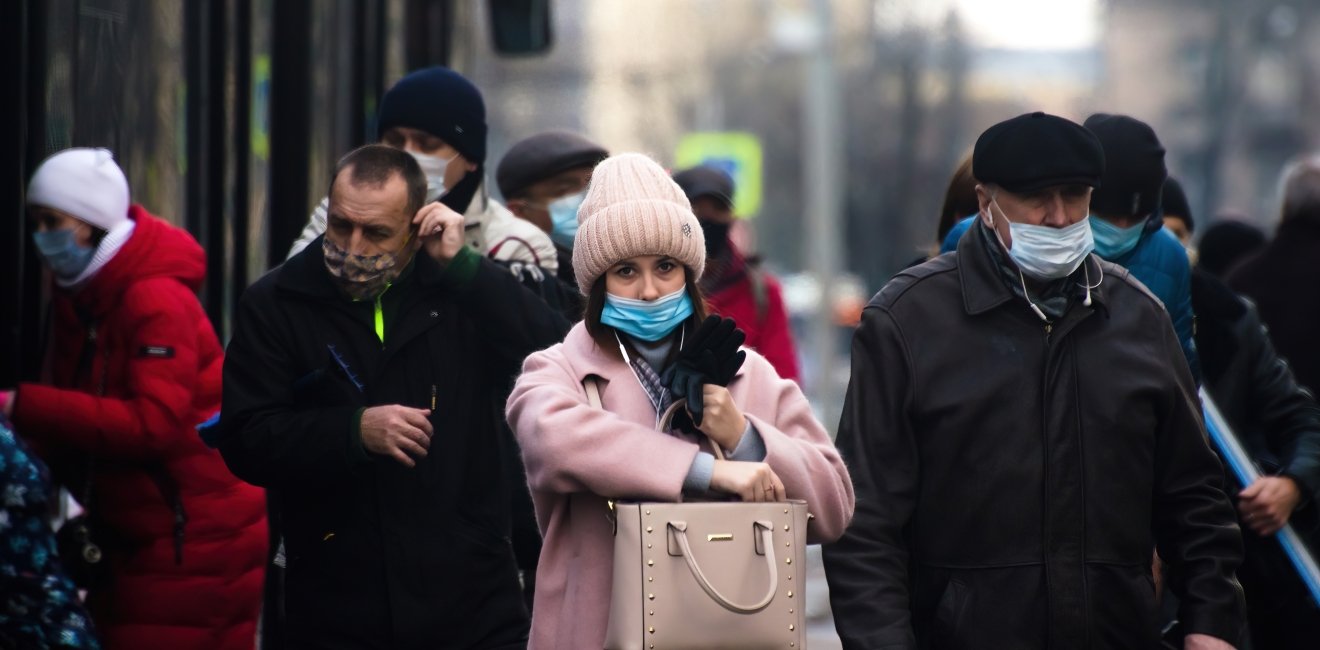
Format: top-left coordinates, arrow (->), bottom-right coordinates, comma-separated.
1162,176 -> 1196,258
673,165 -> 802,382
505,153 -> 854,650
1230,154 -> 1320,397
936,153 -> 978,249
1164,176 -> 1320,646
1190,271 -> 1320,649
220,145 -> 567,649
497,129 -> 610,319
288,66 -> 557,278
1200,218 -> 1265,279
0,415 -> 99,650
3,148 -> 267,650
824,112 -> 1245,650
1085,114 -> 1199,381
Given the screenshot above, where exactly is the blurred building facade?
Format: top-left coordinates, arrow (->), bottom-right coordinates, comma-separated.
1097,0 -> 1320,231
453,0 -> 1320,293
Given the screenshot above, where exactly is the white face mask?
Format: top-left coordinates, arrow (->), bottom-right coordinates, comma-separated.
989,199 -> 1094,281
408,150 -> 459,202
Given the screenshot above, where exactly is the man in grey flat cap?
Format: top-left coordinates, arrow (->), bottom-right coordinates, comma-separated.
498,129 -> 609,306
824,112 -> 1245,650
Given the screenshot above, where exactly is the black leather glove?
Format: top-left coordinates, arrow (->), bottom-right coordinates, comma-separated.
663,316 -> 747,427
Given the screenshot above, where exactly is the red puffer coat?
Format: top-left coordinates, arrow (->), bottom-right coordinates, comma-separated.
703,249 -> 802,383
13,206 -> 267,650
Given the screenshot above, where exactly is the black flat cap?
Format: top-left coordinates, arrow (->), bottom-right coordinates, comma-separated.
672,166 -> 735,209
496,130 -> 609,198
1161,176 -> 1193,233
973,111 -> 1105,194
1084,113 -> 1167,217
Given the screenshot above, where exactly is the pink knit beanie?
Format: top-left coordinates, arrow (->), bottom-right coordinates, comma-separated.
572,153 -> 706,295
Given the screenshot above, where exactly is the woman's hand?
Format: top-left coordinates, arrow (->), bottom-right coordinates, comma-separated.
710,460 -> 785,502
694,385 -> 746,451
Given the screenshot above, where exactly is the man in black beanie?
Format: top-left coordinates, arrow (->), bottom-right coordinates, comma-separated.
287,66 -> 558,278
1162,176 -> 1195,247
1084,113 -> 1200,382
826,111 -> 1245,650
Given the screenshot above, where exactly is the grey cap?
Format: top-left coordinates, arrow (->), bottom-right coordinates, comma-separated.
672,166 -> 735,209
496,130 -> 609,198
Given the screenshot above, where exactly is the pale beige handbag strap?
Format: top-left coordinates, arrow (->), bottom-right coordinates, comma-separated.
583,377 -> 725,459
667,520 -> 777,613
584,375 -> 604,409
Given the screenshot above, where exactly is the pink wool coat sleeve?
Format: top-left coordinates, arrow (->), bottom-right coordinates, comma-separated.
737,353 -> 856,542
506,344 -> 703,502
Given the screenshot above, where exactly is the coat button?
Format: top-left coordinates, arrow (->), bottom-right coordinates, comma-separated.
430,310 -> 439,318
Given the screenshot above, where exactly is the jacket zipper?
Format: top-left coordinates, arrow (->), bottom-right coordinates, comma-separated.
374,294 -> 385,346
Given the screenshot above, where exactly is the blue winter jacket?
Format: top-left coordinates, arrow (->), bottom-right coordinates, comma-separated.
942,216 -> 1201,382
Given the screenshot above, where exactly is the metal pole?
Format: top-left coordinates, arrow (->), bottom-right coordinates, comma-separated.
804,0 -> 844,428
1200,388 -> 1320,604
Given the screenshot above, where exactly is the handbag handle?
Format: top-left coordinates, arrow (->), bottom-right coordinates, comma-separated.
667,520 -> 777,614
584,376 -> 726,460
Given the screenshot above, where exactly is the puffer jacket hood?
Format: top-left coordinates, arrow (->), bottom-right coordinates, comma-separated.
73,205 -> 207,315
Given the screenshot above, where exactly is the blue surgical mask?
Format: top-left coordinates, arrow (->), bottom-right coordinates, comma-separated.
601,287 -> 694,342
33,229 -> 95,279
1088,215 -> 1144,260
548,191 -> 585,249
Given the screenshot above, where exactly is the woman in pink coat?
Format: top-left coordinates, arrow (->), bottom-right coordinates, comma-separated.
506,153 -> 855,649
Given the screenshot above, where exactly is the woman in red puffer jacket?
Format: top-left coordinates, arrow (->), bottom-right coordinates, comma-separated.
2,148 -> 267,650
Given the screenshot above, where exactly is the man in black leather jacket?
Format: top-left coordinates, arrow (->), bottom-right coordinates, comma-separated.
824,113 -> 1245,650
1164,184 -> 1320,648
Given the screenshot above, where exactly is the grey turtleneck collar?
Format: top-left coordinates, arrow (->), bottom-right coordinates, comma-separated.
626,333 -> 677,372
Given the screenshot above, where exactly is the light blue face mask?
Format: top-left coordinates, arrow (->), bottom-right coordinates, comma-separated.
547,191 -> 586,249
601,287 -> 694,342
1088,215 -> 1145,260
33,229 -> 95,279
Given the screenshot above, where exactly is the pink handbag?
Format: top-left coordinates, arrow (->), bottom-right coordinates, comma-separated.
584,378 -> 810,649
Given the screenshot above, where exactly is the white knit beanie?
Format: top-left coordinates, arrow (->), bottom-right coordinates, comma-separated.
572,153 -> 706,295
26,148 -> 131,231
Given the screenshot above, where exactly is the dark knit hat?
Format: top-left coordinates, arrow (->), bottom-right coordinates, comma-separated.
377,67 -> 487,165
1084,113 -> 1167,217
1161,176 -> 1193,234
1199,219 -> 1265,277
496,130 -> 609,199
672,166 -> 735,209
973,112 -> 1105,194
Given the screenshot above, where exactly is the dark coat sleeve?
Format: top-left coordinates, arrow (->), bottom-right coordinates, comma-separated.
448,253 -> 572,381
1238,302 -> 1320,505
1151,314 -> 1247,644
822,306 -> 919,650
218,278 -> 369,488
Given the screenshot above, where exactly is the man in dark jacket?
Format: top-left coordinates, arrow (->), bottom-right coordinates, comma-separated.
1229,154 -> 1320,396
1163,183 -> 1320,648
673,165 -> 802,382
823,112 -> 1245,650
220,145 -> 568,649
493,129 -> 610,607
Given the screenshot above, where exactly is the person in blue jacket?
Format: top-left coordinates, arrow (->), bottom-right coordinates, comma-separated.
943,113 -> 1200,382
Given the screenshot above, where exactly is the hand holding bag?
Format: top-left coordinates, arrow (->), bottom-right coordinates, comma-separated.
586,378 -> 809,650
